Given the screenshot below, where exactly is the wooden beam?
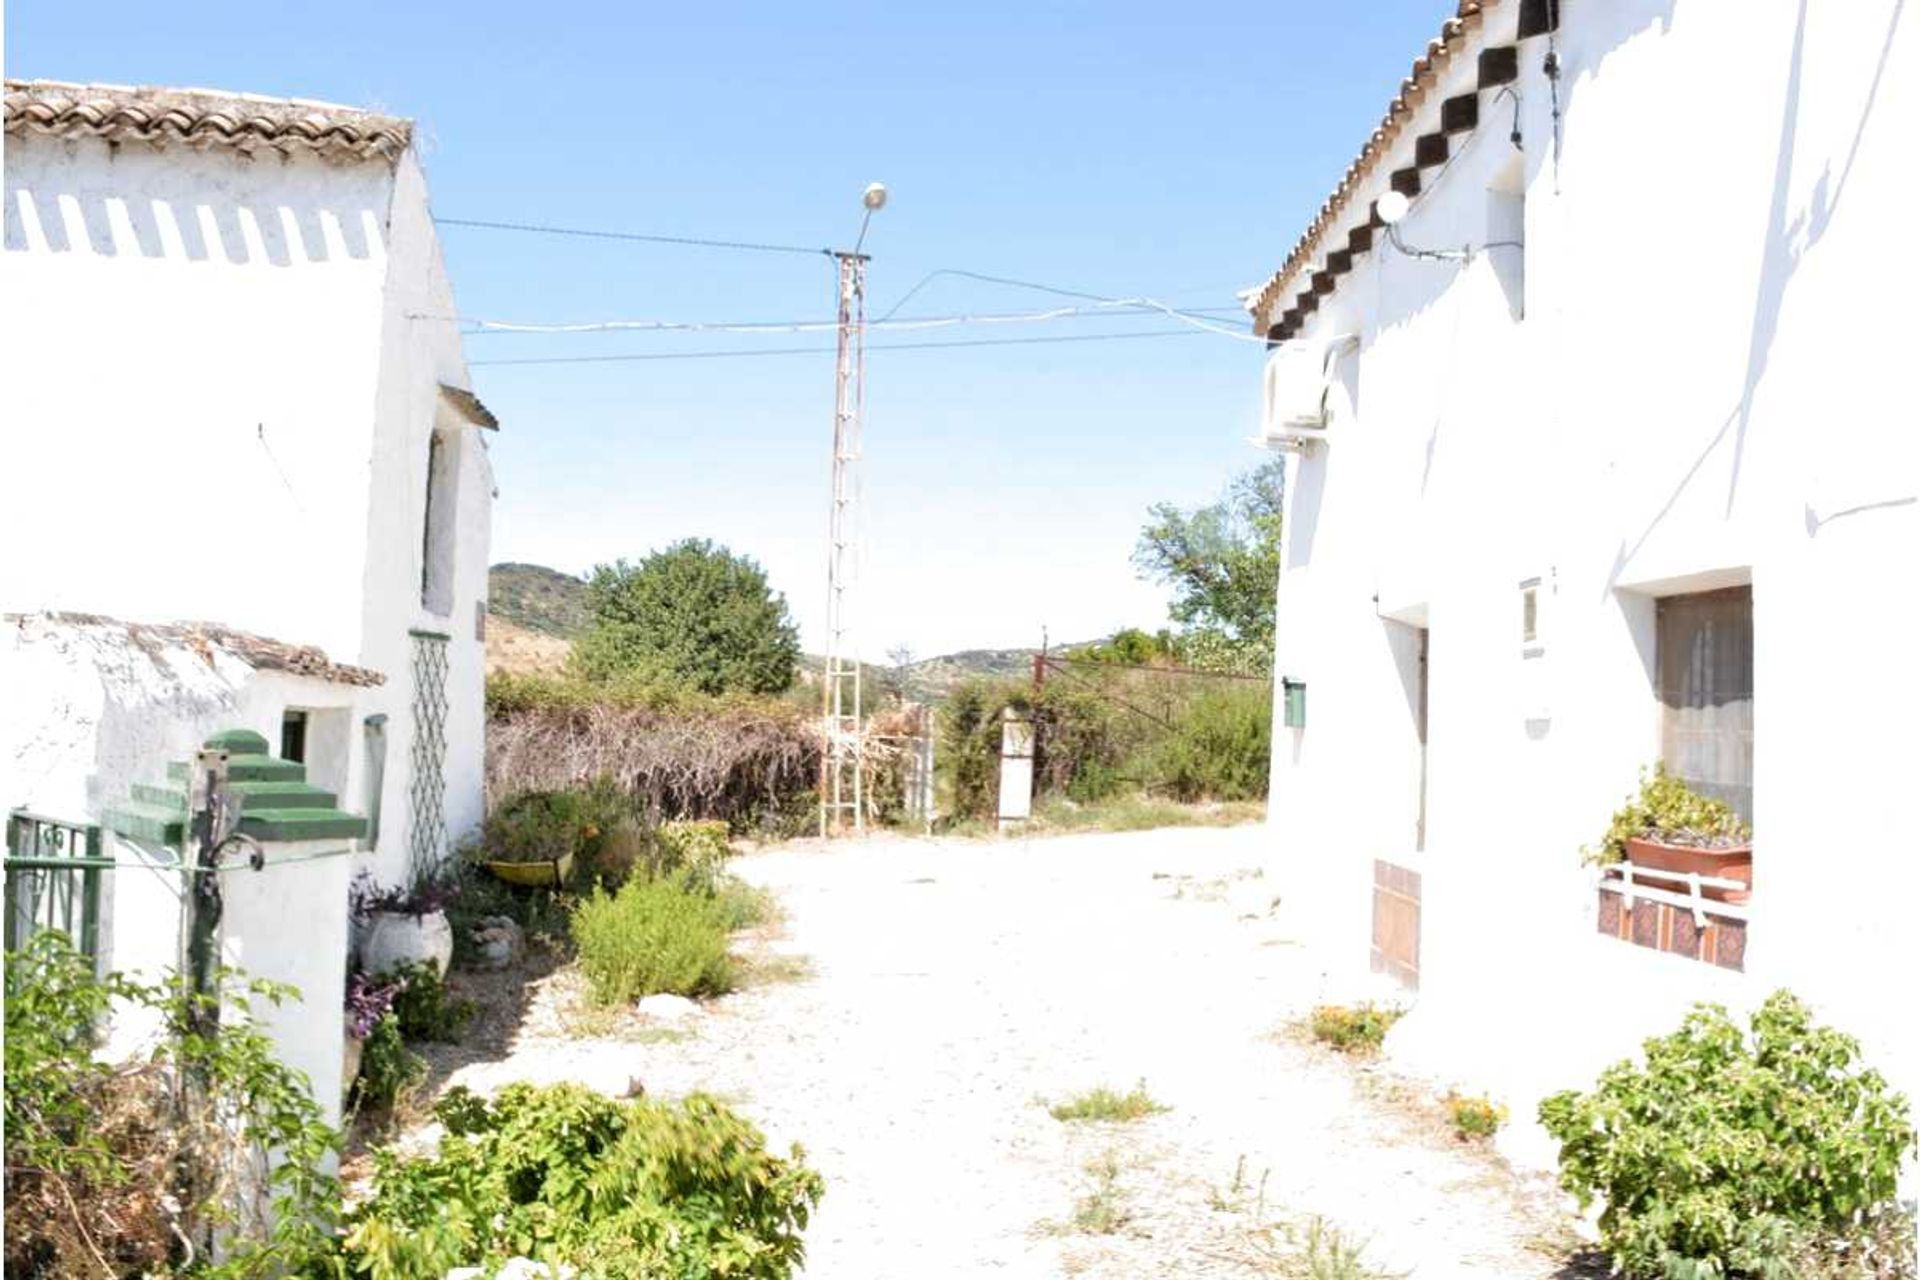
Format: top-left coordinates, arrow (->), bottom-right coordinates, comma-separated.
1391,167 -> 1422,197
1415,132 -> 1449,168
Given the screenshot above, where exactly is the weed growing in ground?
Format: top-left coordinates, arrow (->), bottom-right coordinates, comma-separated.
738,951 -> 815,989
1250,1215 -> 1402,1280
1047,1081 -> 1169,1123
1208,1154 -> 1271,1215
1058,1150 -> 1135,1236
1308,1004 -> 1402,1057
1445,1092 -> 1505,1143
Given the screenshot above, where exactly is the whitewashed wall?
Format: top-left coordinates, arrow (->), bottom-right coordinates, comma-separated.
355,150 -> 494,887
0,134 -> 492,890
1262,0 -> 1919,1170
0,136 -> 390,661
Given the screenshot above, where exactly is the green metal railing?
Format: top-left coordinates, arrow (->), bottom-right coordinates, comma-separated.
5,809 -> 109,958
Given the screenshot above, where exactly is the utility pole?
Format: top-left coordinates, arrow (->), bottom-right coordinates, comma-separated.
820,183 -> 887,838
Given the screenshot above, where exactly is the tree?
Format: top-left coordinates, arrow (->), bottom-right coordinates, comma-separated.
1132,459 -> 1283,665
572,539 -> 800,695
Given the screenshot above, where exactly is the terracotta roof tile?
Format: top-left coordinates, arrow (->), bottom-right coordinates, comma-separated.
3,79 -> 412,165
7,612 -> 387,687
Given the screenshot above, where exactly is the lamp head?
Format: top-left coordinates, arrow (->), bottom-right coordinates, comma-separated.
863,182 -> 889,212
1376,190 -> 1411,225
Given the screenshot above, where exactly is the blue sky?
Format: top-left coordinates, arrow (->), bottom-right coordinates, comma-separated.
9,1 -> 1443,657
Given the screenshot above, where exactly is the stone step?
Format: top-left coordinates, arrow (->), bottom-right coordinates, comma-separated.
167,753 -> 306,784
132,780 -> 339,812
103,799 -> 187,846
237,808 -> 367,842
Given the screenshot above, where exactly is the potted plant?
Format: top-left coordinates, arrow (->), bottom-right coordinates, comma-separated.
474,790 -> 605,889
343,969 -> 403,1099
1585,765 -> 1752,902
353,870 -> 459,977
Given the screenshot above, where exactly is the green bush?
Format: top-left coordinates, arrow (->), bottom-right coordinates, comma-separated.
4,931 -> 339,1278
1585,764 -> 1751,866
1308,1004 -> 1402,1057
656,819 -> 732,889
354,1013 -> 426,1115
388,961 -> 475,1043
1539,991 -> 1917,1279
341,1082 -> 824,1279
572,876 -> 737,1004
1147,685 -> 1271,802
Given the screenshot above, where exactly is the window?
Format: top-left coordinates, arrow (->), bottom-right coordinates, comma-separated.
420,427 -> 461,615
1657,586 -> 1753,820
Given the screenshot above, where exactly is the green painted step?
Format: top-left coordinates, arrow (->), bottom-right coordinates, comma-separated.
114,730 -> 367,849
167,754 -> 306,784
132,780 -> 339,812
103,799 -> 188,846
237,808 -> 368,842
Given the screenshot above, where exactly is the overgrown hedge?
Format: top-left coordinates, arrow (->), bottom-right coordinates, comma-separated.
938,672 -> 1271,822
487,673 -> 819,834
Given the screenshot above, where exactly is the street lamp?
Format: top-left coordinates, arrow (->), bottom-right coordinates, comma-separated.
821,183 -> 887,837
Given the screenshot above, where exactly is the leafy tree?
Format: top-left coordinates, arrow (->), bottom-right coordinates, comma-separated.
1133,459 -> 1283,664
573,539 -> 801,695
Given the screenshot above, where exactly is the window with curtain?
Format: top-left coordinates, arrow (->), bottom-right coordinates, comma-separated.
1657,585 -> 1753,820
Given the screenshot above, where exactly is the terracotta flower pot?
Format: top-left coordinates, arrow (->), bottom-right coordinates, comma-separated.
1624,836 -> 1752,904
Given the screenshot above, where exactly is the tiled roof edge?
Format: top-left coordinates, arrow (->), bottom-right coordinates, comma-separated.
3,79 -> 413,166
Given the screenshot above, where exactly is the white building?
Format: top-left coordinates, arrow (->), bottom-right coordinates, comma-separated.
1,81 -> 495,1122
1245,0 -> 1917,1168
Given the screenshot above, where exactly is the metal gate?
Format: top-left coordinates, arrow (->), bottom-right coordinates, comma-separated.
407,630 -> 451,880
5,809 -> 108,959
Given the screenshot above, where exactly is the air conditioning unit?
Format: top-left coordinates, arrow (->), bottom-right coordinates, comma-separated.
1260,334 -> 1358,450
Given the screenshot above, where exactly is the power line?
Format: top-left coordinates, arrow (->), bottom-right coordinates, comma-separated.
433,215 -> 831,258
438,302 -> 1250,338
469,327 -> 1211,367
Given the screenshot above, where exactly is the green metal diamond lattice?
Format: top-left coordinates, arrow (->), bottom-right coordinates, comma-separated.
407,633 -> 450,880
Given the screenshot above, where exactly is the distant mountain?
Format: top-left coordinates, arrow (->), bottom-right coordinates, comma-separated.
490,563 -> 591,638
489,562 -> 1107,700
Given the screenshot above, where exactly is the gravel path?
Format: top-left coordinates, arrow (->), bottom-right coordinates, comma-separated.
437,827 -> 1580,1279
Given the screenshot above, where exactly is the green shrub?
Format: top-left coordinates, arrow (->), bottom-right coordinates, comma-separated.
4,931 -> 339,1278
572,876 -> 737,1004
1585,764 -> 1751,866
1308,1004 -> 1402,1057
342,1081 -> 824,1279
481,780 -> 634,869
354,1013 -> 426,1115
1538,991 -> 1917,1279
388,962 -> 475,1043
1445,1093 -> 1505,1143
1147,685 -> 1271,802
656,819 -> 732,889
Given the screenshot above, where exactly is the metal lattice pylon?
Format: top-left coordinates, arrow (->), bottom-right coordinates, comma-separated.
407,631 -> 451,878
820,250 -> 867,837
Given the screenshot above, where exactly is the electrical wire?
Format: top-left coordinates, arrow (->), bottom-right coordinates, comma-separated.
429,301 -> 1249,338
432,215 -> 831,258
875,267 -> 1263,343
469,327 -> 1212,367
